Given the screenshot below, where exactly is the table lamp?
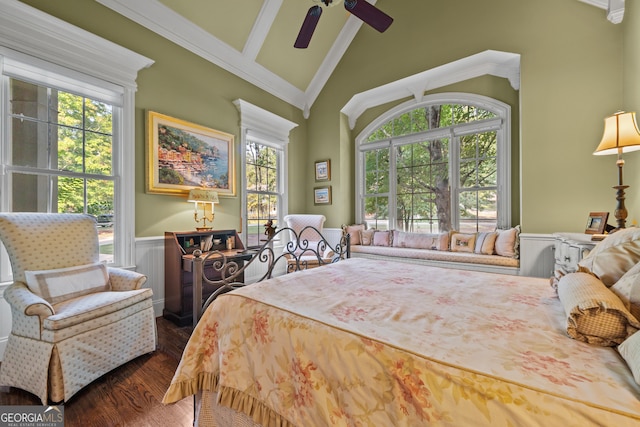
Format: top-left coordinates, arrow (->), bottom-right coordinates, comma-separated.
593,111 -> 640,229
187,188 -> 219,230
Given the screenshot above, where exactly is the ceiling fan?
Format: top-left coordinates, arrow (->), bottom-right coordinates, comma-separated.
294,0 -> 393,49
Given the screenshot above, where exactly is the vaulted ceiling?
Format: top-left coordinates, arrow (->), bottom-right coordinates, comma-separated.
96,0 -> 623,118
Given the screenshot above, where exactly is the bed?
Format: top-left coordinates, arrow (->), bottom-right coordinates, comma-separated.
163,228 -> 640,426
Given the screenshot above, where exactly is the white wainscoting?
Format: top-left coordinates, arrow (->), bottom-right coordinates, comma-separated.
519,233 -> 555,278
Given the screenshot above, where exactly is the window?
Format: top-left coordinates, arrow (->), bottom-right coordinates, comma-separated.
357,93 -> 510,233
245,140 -> 281,247
5,77 -> 116,261
234,99 -> 297,248
0,1 -> 152,280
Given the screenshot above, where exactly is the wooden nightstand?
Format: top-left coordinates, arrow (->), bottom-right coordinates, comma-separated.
552,233 -> 597,276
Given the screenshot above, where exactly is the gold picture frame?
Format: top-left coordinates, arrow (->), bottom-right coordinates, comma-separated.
146,111 -> 235,197
314,159 -> 331,181
585,211 -> 609,234
314,186 -> 332,205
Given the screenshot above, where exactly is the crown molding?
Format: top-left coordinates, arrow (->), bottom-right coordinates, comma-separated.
233,99 -> 298,143
0,0 -> 153,89
341,50 -> 520,130
97,0 -> 307,110
96,0 -> 368,118
578,0 -> 624,24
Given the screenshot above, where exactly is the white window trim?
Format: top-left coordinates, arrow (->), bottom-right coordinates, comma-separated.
0,0 -> 153,271
355,92 -> 511,231
233,99 -> 298,247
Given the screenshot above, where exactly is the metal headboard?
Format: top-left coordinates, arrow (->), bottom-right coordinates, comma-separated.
190,225 -> 351,327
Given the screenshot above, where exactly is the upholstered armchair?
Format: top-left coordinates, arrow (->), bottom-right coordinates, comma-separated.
0,213 -> 156,404
282,214 -> 333,272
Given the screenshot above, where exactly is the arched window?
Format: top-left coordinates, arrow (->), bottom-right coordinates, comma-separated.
356,93 -> 511,233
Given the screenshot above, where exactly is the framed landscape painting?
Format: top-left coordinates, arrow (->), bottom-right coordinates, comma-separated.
146,111 -> 235,197
314,186 -> 332,205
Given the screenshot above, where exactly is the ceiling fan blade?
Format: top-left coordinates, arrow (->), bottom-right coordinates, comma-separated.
344,0 -> 393,33
294,5 -> 323,49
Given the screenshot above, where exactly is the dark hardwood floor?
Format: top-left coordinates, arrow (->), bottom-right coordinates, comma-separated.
0,317 -> 195,427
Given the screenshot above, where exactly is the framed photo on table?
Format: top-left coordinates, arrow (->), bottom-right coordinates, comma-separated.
146,111 -> 235,197
585,211 -> 609,234
315,159 -> 331,181
314,186 -> 332,205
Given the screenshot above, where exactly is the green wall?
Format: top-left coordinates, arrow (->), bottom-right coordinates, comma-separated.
21,0 -> 632,234
20,0 -> 308,237
308,0 -> 625,232
624,0 -> 640,226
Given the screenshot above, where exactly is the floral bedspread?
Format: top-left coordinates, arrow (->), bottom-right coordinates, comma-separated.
164,258 -> 640,426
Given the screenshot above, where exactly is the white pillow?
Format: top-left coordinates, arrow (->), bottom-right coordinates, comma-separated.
25,263 -> 110,304
618,331 -> 640,385
495,226 -> 520,258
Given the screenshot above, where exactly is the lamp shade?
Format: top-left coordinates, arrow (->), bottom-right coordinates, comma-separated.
187,188 -> 219,204
594,111 -> 640,156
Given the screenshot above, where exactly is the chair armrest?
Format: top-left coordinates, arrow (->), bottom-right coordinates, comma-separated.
108,267 -> 148,291
4,282 -> 54,318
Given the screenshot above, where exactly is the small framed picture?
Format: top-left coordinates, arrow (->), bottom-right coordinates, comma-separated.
315,159 -> 331,181
314,186 -> 332,205
585,211 -> 609,234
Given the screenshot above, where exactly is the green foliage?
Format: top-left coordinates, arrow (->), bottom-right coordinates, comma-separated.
55,91 -> 114,215
245,142 -> 279,244
363,103 -> 498,232
159,168 -> 184,185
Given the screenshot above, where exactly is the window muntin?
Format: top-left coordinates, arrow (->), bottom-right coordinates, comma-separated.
245,141 -> 281,247
358,95 -> 509,233
5,76 -> 117,262
363,147 -> 390,230
395,137 -> 450,233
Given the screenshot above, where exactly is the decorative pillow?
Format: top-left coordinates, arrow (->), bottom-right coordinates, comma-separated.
360,229 -> 375,246
495,226 -> 520,258
343,224 -> 366,245
618,331 -> 640,385
450,233 -> 476,253
557,272 -> 640,346
393,231 -> 448,250
373,230 -> 391,247
474,231 -> 498,255
578,228 -> 640,287
25,263 -> 111,305
610,261 -> 640,320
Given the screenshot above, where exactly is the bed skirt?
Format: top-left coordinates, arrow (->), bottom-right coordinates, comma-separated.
196,391 -> 264,427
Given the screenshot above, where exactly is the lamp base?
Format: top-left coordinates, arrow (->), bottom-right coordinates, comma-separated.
613,184 -> 629,229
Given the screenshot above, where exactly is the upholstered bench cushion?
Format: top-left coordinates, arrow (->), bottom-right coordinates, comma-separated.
351,245 -> 519,267
43,288 -> 153,333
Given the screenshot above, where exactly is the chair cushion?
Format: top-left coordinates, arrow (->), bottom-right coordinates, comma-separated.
43,288 -> 153,331
25,263 -> 110,304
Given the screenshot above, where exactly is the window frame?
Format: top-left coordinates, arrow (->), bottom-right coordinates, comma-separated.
234,99 -> 298,248
0,1 -> 153,281
355,93 -> 511,232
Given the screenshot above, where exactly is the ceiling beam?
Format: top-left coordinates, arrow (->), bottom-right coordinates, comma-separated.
243,0 -> 283,61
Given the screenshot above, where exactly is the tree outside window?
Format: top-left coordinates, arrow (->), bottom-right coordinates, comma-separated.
359,96 -> 508,233
7,78 -> 115,261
